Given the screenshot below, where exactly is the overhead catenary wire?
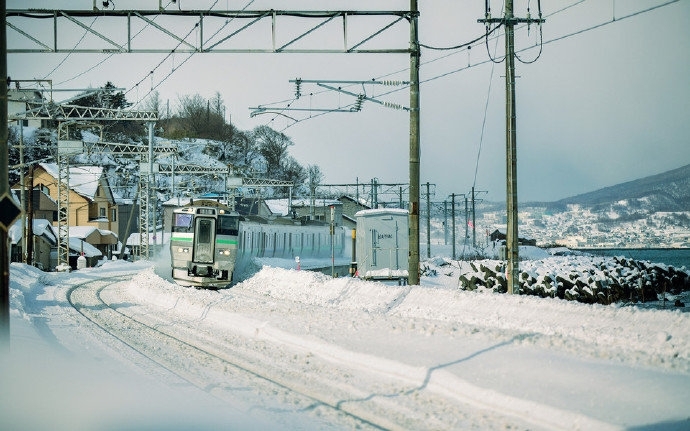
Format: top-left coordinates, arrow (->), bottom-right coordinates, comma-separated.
277,0 -> 679,131
129,0 -> 259,110
56,1 -> 178,87
42,16 -> 100,80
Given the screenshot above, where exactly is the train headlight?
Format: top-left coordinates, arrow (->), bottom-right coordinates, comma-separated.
177,247 -> 190,253
218,249 -> 231,256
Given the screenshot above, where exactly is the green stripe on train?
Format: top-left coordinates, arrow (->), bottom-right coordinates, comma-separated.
170,236 -> 193,242
216,239 -> 238,245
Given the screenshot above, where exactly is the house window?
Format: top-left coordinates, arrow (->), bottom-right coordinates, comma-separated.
99,207 -> 106,218
111,208 -> 117,222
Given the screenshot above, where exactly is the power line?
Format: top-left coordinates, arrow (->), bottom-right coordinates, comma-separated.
129,0 -> 261,109
473,24 -> 501,190
259,0 -> 611,129
42,16 -> 99,80
419,23 -> 503,51
56,1 -> 179,87
539,0 -> 680,47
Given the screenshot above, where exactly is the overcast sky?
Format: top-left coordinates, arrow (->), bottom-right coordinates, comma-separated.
8,0 -> 690,202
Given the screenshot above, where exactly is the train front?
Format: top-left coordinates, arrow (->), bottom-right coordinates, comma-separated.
170,206 -> 240,288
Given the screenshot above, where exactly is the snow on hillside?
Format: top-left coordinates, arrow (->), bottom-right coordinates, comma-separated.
3,254 -> 690,430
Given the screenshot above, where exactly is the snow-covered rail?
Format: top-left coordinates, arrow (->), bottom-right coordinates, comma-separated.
65,277 -> 395,430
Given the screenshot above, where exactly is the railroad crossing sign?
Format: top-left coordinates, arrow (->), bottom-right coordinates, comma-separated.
0,193 -> 22,230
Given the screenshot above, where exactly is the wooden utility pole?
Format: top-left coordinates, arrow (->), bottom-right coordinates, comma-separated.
480,1 -> 543,294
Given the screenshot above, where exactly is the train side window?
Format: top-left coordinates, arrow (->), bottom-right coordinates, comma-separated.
217,215 -> 239,236
172,213 -> 193,233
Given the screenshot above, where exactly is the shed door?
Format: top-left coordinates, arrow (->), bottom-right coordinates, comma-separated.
193,217 -> 215,263
370,228 -> 378,267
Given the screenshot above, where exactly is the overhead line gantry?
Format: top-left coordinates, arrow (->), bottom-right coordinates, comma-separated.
4,3 -> 423,294
6,9 -> 411,54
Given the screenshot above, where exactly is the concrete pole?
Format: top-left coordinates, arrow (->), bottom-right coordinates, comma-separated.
505,0 -> 520,294
408,0 -> 420,285
443,200 -> 448,246
451,194 -> 456,260
472,186 -> 477,248
426,182 -> 431,259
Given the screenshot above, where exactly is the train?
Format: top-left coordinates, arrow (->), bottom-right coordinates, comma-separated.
170,203 -> 347,288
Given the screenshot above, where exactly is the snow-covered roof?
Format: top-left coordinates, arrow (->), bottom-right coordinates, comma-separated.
40,162 -> 105,201
355,208 -> 409,217
162,196 -> 193,207
291,198 -> 341,207
265,199 -> 290,216
9,219 -> 57,245
68,226 -> 99,239
69,226 -> 118,244
68,238 -> 102,258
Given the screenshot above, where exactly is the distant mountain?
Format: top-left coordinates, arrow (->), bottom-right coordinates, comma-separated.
550,164 -> 690,212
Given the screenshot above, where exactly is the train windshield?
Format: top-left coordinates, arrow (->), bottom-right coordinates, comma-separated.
172,213 -> 193,233
217,215 -> 239,236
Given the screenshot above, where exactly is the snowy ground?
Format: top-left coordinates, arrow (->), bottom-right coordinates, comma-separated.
3,251 -> 690,430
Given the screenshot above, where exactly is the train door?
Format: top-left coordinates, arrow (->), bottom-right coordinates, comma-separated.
193,217 -> 215,263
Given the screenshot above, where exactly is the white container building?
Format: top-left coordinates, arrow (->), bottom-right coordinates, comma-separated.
355,208 -> 409,281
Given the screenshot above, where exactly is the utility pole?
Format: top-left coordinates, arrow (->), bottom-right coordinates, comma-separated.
425,182 -> 431,258
464,196 -> 469,247
470,187 -> 486,248
479,1 -> 543,294
409,0 -> 421,285
0,0 -> 8,350
443,200 -> 448,246
468,186 -> 477,249
450,194 -> 458,260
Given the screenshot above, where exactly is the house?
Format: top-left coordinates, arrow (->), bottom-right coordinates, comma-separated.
10,186 -> 58,223
8,88 -> 47,128
69,226 -> 119,260
126,231 -> 170,258
9,219 -> 57,271
290,198 -> 343,226
489,228 -> 537,246
9,187 -> 58,269
28,163 -> 121,237
52,238 -> 103,270
113,194 -> 139,251
14,163 -> 128,261
338,195 -> 371,230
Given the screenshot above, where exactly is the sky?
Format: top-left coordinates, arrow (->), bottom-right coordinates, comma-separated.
7,0 -> 690,202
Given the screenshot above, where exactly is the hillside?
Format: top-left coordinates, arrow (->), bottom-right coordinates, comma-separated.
552,164 -> 690,212
468,165 -> 690,248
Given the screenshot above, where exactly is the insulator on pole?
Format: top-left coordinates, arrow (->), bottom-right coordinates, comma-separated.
294,78 -> 302,99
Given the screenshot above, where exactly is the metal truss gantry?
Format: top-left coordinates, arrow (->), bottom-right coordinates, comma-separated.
12,105 -> 158,267
7,4 -> 422,284
7,9 -> 411,54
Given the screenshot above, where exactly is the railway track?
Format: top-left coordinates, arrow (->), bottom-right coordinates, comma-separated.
65,276 -> 393,430
64,274 -> 573,431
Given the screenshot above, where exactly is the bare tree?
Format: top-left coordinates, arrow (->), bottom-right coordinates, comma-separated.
252,125 -> 293,178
